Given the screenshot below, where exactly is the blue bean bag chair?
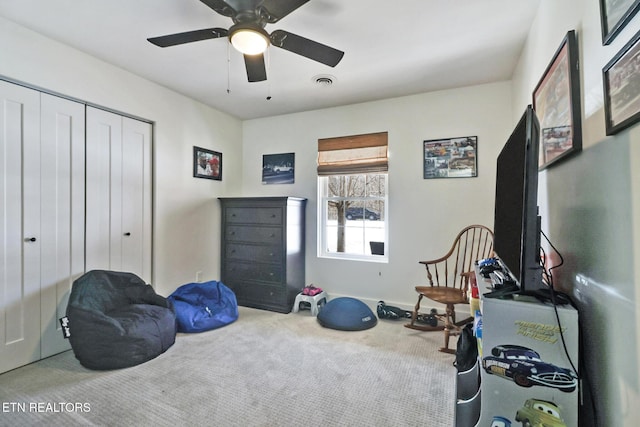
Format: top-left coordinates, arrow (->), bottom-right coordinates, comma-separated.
317,297 -> 377,331
66,270 -> 177,370
168,281 -> 238,333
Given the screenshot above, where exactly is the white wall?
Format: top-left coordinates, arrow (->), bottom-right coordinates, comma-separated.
512,1 -> 640,425
242,82 -> 513,307
0,16 -> 244,296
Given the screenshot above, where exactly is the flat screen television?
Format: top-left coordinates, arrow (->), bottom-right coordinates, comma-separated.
493,105 -> 544,295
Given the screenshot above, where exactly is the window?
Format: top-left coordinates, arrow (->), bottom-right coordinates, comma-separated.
317,132 -> 388,261
318,174 -> 387,260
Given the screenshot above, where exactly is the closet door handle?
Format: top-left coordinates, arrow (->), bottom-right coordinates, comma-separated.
124,232 -> 131,236
25,237 -> 37,242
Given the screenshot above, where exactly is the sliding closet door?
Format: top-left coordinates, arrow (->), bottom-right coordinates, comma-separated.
86,107 -> 152,283
121,117 -> 152,282
86,107 -> 122,273
0,81 -> 42,373
39,93 -> 85,358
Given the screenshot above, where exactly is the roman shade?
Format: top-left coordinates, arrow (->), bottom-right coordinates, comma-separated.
317,131 -> 388,175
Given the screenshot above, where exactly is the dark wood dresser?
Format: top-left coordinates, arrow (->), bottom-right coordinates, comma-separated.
218,197 -> 306,313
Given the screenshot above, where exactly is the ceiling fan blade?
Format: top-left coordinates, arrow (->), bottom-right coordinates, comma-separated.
200,0 -> 236,17
148,28 -> 228,48
244,54 -> 267,82
270,30 -> 344,67
262,0 -> 311,23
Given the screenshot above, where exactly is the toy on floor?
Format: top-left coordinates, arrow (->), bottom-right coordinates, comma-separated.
301,284 -> 323,296
377,301 -> 438,326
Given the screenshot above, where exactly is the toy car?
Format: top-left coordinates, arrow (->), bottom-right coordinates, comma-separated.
490,416 -> 512,427
273,164 -> 293,173
515,398 -> 567,427
482,344 -> 577,392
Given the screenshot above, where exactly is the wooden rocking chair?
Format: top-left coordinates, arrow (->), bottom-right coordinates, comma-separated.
405,225 -> 494,353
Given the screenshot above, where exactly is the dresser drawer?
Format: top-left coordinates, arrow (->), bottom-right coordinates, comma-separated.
231,282 -> 288,307
226,243 -> 282,264
225,225 -> 282,244
225,207 -> 283,225
225,261 -> 283,283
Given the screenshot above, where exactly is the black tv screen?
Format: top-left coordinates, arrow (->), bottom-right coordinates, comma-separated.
493,105 -> 544,293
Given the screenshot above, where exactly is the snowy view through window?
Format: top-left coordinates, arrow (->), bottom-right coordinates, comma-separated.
319,174 -> 387,259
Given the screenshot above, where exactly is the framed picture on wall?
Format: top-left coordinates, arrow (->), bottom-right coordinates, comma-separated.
423,136 -> 477,179
603,28 -> 640,135
193,146 -> 222,180
262,152 -> 295,184
533,30 -> 582,170
599,0 -> 640,45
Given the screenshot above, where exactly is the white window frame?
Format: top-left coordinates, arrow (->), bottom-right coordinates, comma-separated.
317,174 -> 388,263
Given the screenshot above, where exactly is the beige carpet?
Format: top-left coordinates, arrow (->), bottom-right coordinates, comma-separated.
0,306 -> 456,426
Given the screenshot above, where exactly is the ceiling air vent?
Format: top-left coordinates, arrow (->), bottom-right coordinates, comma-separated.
313,74 -> 336,87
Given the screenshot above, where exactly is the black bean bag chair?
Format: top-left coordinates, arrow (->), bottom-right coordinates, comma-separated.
168,280 -> 239,333
66,270 -> 177,370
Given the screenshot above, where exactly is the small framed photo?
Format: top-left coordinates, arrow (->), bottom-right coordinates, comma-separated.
599,0 -> 640,45
603,28 -> 640,135
262,152 -> 295,184
533,30 -> 582,170
193,146 -> 222,180
423,136 -> 477,179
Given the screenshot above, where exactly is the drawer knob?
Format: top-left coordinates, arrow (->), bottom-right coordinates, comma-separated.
25,237 -> 37,242
124,232 -> 131,236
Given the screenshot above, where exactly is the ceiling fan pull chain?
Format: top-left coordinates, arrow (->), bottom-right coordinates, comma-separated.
226,42 -> 231,94
266,46 -> 272,100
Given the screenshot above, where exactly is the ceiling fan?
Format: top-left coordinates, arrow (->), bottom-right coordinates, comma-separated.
148,0 -> 344,82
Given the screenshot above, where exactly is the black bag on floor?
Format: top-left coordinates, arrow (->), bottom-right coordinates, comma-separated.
376,301 -> 411,320
454,323 -> 478,372
376,301 -> 438,326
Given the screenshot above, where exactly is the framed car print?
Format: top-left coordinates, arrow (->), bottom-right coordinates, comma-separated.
423,136 -> 477,179
603,28 -> 640,135
533,30 -> 582,170
599,0 -> 640,45
262,152 -> 295,184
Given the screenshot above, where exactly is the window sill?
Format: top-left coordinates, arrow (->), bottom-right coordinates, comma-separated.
318,253 -> 388,264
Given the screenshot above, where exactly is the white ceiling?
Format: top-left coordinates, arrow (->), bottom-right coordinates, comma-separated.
0,0 -> 540,120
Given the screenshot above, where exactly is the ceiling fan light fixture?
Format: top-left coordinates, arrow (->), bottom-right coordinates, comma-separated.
229,24 -> 269,55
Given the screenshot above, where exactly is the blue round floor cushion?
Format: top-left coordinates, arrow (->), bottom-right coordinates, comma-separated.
317,297 -> 377,331
168,281 -> 238,333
